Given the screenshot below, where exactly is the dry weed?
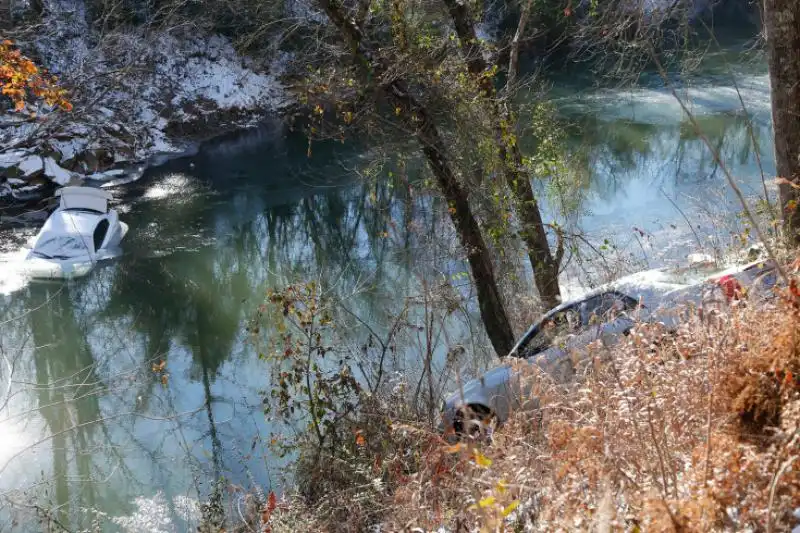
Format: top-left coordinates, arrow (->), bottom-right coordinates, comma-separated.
275,282 -> 800,532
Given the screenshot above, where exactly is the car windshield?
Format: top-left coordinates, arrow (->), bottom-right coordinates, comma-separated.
33,235 -> 91,260
518,292 -> 639,358
521,308 -> 580,357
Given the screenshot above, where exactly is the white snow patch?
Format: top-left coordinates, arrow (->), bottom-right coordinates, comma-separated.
87,169 -> 126,181
111,492 -> 201,533
287,0 -> 326,23
156,33 -> 284,109
51,138 -> 87,162
10,184 -> 47,201
18,156 -> 43,176
0,150 -> 28,168
112,493 -> 173,533
44,157 -> 72,185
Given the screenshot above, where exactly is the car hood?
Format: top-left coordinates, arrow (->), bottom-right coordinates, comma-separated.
456,364 -> 515,402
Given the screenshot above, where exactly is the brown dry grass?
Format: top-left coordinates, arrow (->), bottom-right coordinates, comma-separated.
268,286 -> 800,532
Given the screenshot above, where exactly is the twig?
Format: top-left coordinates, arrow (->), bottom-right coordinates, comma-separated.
506,0 -> 534,93
660,187 -> 703,249
699,18 -> 774,219
767,455 -> 797,533
647,44 -> 789,286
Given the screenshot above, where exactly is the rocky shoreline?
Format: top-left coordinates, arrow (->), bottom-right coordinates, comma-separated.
1,2 -> 289,207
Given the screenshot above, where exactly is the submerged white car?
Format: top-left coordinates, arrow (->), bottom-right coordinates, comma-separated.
441,258 -> 779,436
23,187 -> 128,279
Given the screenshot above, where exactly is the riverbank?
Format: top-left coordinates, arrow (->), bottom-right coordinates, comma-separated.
261,278 -> 800,532
0,1 -> 289,204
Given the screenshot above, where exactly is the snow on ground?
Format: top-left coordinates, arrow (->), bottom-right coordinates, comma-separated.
111,492 -> 201,533
161,33 -> 284,110
0,0 -> 289,199
17,156 -> 43,177
43,157 -> 72,185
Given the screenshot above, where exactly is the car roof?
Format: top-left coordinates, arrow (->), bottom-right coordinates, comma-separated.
549,268 -> 690,313
510,258 -> 775,355
509,266 -> 713,356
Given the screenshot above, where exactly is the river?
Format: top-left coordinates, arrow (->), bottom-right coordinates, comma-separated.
0,37 -> 775,530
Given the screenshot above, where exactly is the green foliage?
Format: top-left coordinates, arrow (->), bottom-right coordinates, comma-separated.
525,101 -> 584,216
256,282 -> 362,455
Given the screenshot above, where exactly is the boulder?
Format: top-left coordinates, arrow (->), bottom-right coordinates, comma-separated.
44,157 -> 73,186
18,155 -> 44,179
78,148 -> 114,173
0,150 -> 29,169
9,177 -> 51,203
50,138 -> 87,170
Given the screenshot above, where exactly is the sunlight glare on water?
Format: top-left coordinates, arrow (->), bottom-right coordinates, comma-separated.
0,417 -> 35,479
142,173 -> 200,201
0,249 -> 32,296
557,74 -> 772,125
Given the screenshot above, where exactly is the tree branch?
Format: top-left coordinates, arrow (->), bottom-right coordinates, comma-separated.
506,0 -> 534,92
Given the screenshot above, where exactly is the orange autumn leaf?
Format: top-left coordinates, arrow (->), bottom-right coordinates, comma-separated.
443,442 -> 465,454
261,491 -> 277,529
0,39 -> 71,113
355,431 -> 366,447
790,279 -> 800,299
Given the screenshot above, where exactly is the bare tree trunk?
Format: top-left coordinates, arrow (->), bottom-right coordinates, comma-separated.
764,0 -> 800,244
318,0 -> 516,355
442,0 -> 562,309
506,0 -> 534,92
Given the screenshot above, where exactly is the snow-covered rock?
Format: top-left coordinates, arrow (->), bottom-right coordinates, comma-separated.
0,150 -> 29,169
18,156 -> 44,177
0,0 -> 291,202
10,183 -> 49,202
43,157 -> 73,185
50,138 -> 87,165
87,169 -> 126,181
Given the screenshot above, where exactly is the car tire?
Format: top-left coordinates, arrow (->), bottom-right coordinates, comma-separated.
454,404 -> 497,442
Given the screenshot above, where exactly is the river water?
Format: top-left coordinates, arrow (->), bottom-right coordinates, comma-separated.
0,37 -> 775,530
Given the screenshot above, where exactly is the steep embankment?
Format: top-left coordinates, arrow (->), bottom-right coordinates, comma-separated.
0,0 -> 288,203
261,277 -> 800,532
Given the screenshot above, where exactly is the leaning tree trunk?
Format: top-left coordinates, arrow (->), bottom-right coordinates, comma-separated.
317,0 -> 516,356
405,89 -> 517,356
764,0 -> 800,244
443,0 -> 562,310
